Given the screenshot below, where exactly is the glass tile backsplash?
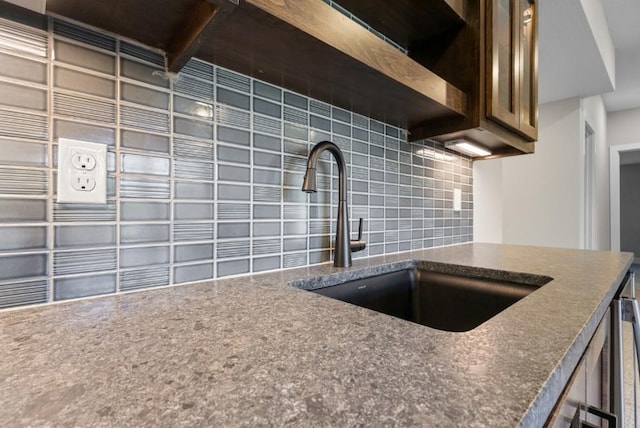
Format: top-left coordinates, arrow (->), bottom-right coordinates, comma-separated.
0,16 -> 473,310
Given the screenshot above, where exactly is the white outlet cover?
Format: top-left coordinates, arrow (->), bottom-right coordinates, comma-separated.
57,138 -> 107,204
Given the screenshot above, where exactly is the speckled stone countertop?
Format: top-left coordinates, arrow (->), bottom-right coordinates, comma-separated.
0,243 -> 633,427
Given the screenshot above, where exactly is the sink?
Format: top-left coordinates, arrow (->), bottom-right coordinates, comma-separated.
295,265 -> 553,332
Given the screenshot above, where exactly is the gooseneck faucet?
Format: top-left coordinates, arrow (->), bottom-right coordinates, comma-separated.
302,141 -> 365,268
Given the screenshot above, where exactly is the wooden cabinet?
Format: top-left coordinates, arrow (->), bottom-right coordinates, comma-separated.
32,0 -> 540,157
547,309 -> 613,427
487,0 -> 537,140
411,0 -> 538,158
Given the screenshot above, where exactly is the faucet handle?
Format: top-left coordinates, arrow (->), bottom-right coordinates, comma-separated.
350,218 -> 366,253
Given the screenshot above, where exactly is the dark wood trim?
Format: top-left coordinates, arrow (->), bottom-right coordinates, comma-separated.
167,0 -> 237,73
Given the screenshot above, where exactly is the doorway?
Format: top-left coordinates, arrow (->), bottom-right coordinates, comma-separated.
610,143 -> 640,258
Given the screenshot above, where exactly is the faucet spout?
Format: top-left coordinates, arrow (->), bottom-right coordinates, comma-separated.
302,141 -> 355,268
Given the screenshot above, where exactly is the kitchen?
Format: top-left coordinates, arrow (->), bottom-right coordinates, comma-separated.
0,0 -> 639,426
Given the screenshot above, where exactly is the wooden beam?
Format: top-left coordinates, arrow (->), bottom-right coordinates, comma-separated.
167,0 -> 237,73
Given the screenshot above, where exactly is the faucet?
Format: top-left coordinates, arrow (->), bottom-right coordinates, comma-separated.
302,141 -> 366,268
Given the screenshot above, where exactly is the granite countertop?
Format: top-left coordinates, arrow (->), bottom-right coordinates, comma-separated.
0,243 -> 633,427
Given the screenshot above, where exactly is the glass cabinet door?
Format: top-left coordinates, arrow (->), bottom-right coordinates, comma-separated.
518,0 -> 537,138
487,0 -> 537,140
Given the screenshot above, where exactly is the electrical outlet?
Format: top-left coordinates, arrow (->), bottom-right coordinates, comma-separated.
57,138 -> 107,204
71,152 -> 96,170
453,188 -> 462,211
71,174 -> 97,192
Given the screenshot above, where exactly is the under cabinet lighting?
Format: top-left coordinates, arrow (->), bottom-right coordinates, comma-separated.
445,139 -> 492,158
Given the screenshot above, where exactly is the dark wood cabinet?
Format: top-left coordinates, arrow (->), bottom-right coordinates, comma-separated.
411,0 -> 538,158
25,0 -> 539,158
487,0 -> 537,140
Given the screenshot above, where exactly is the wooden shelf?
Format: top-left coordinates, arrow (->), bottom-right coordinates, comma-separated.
335,0 -> 465,51
44,0 -> 466,132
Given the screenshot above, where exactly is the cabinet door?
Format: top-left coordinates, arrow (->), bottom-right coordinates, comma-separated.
487,0 -> 537,140
518,0 -> 537,139
487,0 -> 519,130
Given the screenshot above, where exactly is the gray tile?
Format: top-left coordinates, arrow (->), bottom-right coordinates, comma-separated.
54,92 -> 116,124
254,81 -> 281,101
253,222 -> 280,237
54,39 -> 116,75
253,169 -> 281,186
216,104 -> 251,130
218,184 -> 250,201
0,52 -> 47,84
120,129 -> 170,154
53,248 -> 117,275
54,273 -> 116,301
120,224 -> 170,244
284,123 -> 308,141
54,119 -> 115,146
120,246 -> 170,268
0,166 -> 47,195
370,120 -> 384,134
120,58 -> 169,88
121,82 -> 169,110
120,201 -> 170,221
217,68 -> 250,93
174,75 -> 213,101
333,121 -> 351,137
217,87 -> 250,110
121,153 -> 170,175
332,107 -> 351,123
0,278 -> 48,309
0,81 -> 47,111
253,151 -> 281,169
174,243 -> 214,263
253,256 -> 280,272
284,92 -> 307,110
54,66 -> 115,98
284,221 -> 306,235
217,240 -> 250,258
175,181 -> 214,200
173,223 -> 214,241
254,133 -> 281,152
310,115 -> 331,132
253,114 -> 281,136
0,139 -> 47,167
217,203 -> 250,220
120,177 -> 170,199
173,160 -> 215,181
174,203 -> 214,220
218,164 -> 250,183
217,145 -> 249,164
55,225 -> 116,249
217,222 -> 250,239
0,253 -> 47,281
217,259 -> 249,278
253,204 -> 280,219
0,199 -> 46,222
309,250 -> 330,265
0,226 -> 47,251
174,116 -> 213,139
284,237 -> 306,252
174,263 -> 213,283
173,138 -> 214,160
218,126 -> 250,146
173,95 -> 214,119
119,267 -> 169,291
254,98 -> 281,118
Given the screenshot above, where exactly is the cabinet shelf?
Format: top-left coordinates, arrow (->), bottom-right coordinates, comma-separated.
44,0 -> 467,134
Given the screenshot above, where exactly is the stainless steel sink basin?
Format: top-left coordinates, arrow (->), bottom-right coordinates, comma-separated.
295,265 -> 552,332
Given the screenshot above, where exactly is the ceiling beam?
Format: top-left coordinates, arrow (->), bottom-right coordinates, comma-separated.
166,0 -> 237,73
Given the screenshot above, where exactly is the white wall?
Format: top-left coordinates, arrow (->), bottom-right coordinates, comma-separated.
474,96 -> 610,250
473,158 -> 503,243
583,95 -> 610,250
608,107 -> 640,146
